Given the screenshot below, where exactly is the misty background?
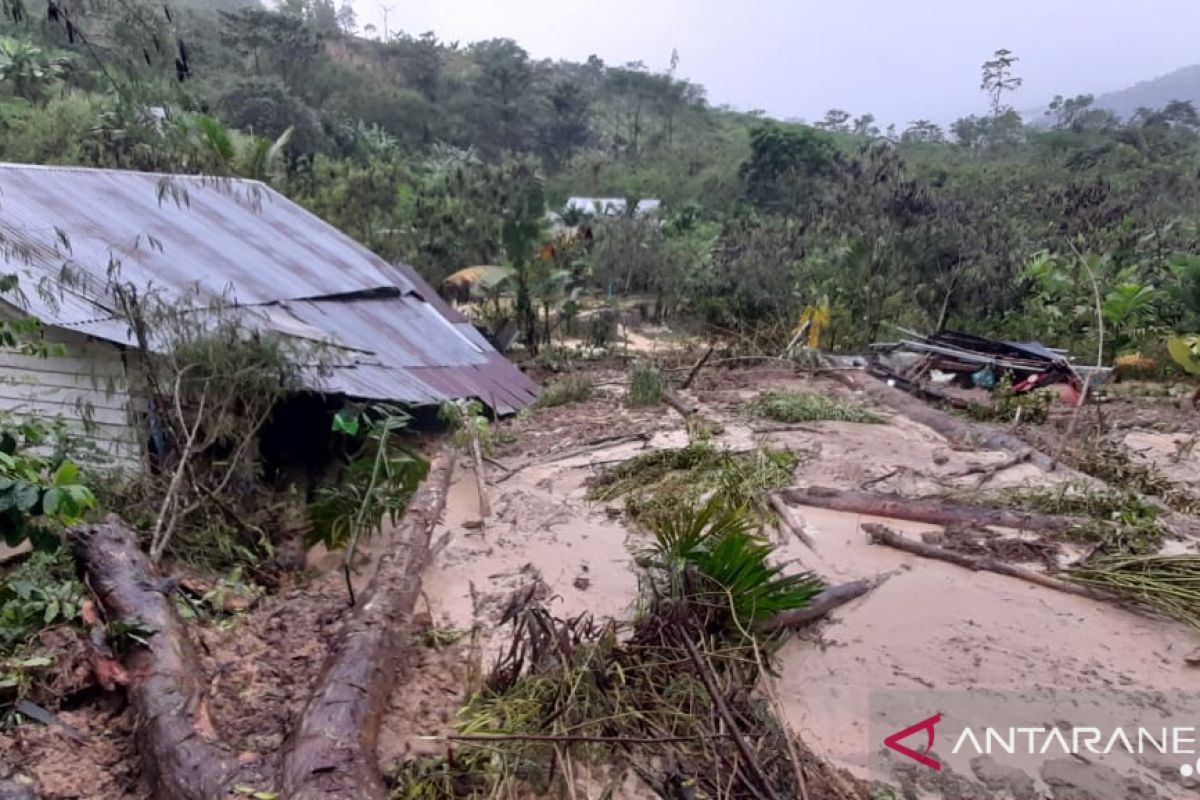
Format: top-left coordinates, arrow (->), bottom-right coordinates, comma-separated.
349,0 -> 1200,125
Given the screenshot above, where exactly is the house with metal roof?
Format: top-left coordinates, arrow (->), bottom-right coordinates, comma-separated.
563,196 -> 661,216
0,163 -> 538,465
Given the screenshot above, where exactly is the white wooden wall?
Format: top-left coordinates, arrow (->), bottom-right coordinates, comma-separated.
0,324 -> 142,468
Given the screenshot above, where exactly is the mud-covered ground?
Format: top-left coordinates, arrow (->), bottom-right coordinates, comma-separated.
4,363 -> 1199,799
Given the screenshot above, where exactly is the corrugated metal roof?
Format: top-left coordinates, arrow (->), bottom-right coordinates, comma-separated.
0,163 -> 537,413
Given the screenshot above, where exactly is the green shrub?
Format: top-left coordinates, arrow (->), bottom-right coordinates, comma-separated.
965,375 -> 1056,425
626,363 -> 665,407
744,389 -> 881,424
534,374 -> 594,408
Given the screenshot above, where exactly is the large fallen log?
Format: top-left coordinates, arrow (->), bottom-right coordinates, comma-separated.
862,523 -> 1122,602
837,371 -> 1200,540
834,371 -> 1053,470
778,486 -> 1091,532
71,518 -> 249,800
279,451 -> 456,800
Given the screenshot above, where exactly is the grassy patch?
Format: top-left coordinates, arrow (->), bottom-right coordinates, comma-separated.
533,374 -> 594,408
743,389 -> 881,424
1070,554 -> 1200,629
625,362 -> 665,408
959,482 -> 1167,555
587,442 -> 801,526
1070,441 -> 1200,517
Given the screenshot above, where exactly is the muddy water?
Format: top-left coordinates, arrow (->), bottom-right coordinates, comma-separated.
772,506 -> 1200,781
409,376 -> 1200,796
422,446 -> 648,654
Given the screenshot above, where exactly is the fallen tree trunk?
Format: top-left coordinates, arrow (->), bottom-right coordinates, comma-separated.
71,519 -> 247,800
759,578 -> 881,632
279,451 -> 456,800
778,486 -> 1091,532
862,523 -> 1121,602
835,371 -> 1053,470
661,386 -> 697,418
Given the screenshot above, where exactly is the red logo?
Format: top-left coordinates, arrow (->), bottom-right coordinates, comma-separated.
884,713 -> 942,771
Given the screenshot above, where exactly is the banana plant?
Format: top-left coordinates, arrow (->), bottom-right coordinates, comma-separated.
1104,280 -> 1163,355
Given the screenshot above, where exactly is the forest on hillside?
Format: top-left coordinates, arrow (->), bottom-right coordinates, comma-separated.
1,0 -> 1199,370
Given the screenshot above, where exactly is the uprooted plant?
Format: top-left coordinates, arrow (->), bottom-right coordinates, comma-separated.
1069,554 -> 1200,629
960,482 -> 1169,556
587,441 -> 802,527
392,497 -> 859,800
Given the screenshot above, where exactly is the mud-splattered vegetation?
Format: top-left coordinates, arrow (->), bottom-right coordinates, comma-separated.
744,389 -> 881,424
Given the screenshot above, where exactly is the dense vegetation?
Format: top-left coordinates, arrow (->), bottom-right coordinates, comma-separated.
1,1 -> 1200,368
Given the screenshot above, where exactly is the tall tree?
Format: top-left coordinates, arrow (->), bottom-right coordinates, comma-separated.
541,79 -> 591,165
469,38 -> 533,153
816,108 -> 851,133
980,48 -> 1022,116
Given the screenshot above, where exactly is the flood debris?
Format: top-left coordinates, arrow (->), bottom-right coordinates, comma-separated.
393,496 -> 867,800
862,523 -> 1117,602
778,486 -> 1094,533
872,327 -> 1092,396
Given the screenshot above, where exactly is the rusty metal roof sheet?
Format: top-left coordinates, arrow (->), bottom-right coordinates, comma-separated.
0,163 -> 537,413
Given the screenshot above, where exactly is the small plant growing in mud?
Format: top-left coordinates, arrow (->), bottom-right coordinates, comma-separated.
625,362 -> 665,407
744,389 -> 881,424
642,496 -> 822,629
439,399 -> 493,455
533,374 -> 594,408
308,404 -> 429,601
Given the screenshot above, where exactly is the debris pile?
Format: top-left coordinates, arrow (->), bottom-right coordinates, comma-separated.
871,327 -> 1105,397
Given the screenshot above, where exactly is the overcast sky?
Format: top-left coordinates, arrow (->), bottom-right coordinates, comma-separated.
350,0 -> 1200,126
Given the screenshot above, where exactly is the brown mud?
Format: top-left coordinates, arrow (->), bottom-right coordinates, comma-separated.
4,364 -> 1198,799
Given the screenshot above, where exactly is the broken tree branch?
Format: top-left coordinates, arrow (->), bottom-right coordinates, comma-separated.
943,452 -> 1032,487
680,345 -> 715,390
71,518 -> 249,800
862,524 -> 1119,601
759,578 -> 886,632
768,492 -> 814,548
493,433 -> 651,483
778,486 -> 1091,532
280,451 -> 455,800
681,634 -> 780,800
